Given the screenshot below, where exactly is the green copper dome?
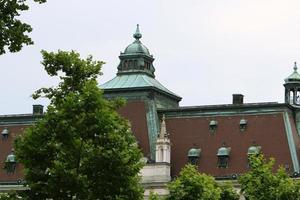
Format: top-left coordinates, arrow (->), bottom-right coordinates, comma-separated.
124,40 -> 150,55
285,62 -> 300,83
123,24 -> 150,56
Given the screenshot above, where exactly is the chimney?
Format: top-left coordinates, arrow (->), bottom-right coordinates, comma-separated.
232,94 -> 244,104
33,105 -> 44,115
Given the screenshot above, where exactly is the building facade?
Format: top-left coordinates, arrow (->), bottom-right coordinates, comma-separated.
102,25 -> 300,177
1,25 -> 300,197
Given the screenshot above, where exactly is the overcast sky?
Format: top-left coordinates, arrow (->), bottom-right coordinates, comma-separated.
1,0 -> 300,114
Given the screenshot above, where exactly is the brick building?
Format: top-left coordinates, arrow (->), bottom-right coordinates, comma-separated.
101,25 -> 300,178
1,25 -> 300,195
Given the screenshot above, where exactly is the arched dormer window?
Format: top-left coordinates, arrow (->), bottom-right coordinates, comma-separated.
217,145 -> 231,168
240,119 -> 247,131
209,120 -> 218,133
1,127 -> 9,140
247,146 -> 261,156
247,145 -> 261,168
188,148 -> 201,165
5,150 -> 17,173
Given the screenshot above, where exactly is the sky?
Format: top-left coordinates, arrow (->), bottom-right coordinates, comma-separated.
1,0 -> 300,114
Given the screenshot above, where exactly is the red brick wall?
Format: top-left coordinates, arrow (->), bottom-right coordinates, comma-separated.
166,113 -> 293,177
0,125 -> 28,181
0,101 -> 151,182
119,101 -> 150,157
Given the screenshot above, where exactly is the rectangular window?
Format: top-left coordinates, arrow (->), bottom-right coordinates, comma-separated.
218,156 -> 228,168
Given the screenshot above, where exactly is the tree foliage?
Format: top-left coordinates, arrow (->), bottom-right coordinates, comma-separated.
166,164 -> 221,200
148,191 -> 161,200
14,50 -> 144,200
0,0 -> 46,55
219,183 -> 239,200
0,192 -> 22,200
239,154 -> 300,200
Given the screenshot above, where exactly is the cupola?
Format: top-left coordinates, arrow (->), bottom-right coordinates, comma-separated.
284,62 -> 300,105
101,24 -> 181,102
117,24 -> 155,77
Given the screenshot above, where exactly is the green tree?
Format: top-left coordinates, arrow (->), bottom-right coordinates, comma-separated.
0,0 -> 46,55
14,50 -> 144,200
239,154 -> 300,200
0,192 -> 21,200
219,183 -> 239,200
166,164 -> 221,200
148,191 -> 162,200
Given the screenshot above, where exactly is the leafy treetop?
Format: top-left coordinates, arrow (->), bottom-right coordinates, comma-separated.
14,50 -> 144,200
0,0 -> 46,55
239,154 -> 300,200
166,164 -> 221,200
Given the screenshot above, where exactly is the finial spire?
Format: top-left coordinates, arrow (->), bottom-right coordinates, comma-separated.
133,24 -> 142,40
159,115 -> 168,139
294,62 -> 298,72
